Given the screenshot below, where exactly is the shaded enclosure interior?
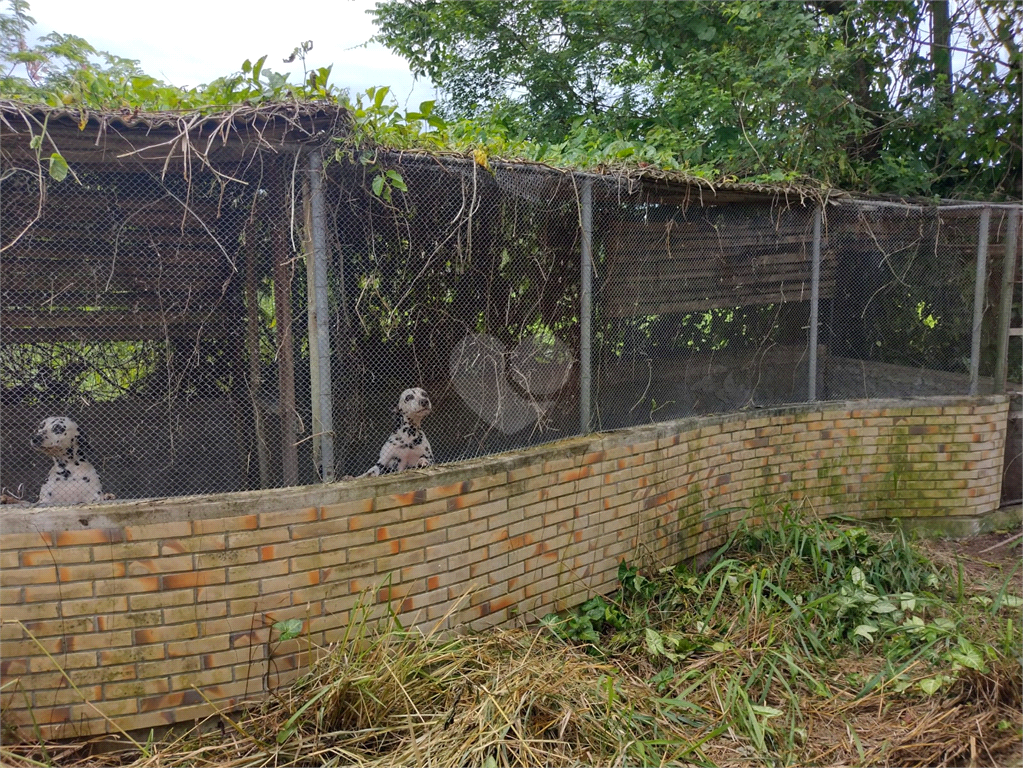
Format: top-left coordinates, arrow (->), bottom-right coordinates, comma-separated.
1,104 -> 1019,502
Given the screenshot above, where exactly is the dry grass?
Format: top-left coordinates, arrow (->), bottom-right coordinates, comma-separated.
2,518 -> 1020,768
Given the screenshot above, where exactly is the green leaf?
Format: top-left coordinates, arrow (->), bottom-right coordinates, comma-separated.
902,615 -> 926,630
645,628 -> 677,660
649,665 -> 675,690
853,623 -> 877,641
252,54 -> 267,82
950,639 -> 986,671
891,676 -> 914,693
750,704 -> 783,718
29,135 -> 43,150
48,153 -> 69,182
385,169 -> 408,191
917,676 -> 943,695
274,618 -> 304,641
372,174 -> 385,197
696,24 -> 717,41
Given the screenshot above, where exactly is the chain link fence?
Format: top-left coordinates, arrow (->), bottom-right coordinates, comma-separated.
322,157 -> 583,480
2,111 -> 1020,505
1,163 -> 270,502
591,185 -> 821,430
823,202 -> 1018,400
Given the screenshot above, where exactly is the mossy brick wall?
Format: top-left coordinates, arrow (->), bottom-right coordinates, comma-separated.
0,395 -> 1009,739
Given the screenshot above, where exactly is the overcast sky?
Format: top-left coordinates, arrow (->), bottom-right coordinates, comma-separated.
24,0 -> 437,109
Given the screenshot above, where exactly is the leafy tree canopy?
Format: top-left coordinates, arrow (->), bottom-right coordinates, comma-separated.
372,0 -> 1021,199
0,2 -> 340,111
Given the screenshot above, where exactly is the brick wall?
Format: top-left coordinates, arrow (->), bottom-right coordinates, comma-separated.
0,395 -> 1009,739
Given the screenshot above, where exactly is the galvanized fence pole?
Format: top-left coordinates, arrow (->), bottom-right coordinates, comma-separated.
580,177 -> 593,434
808,206 -> 822,402
994,209 -> 1020,392
969,206 -> 991,396
304,178 -> 322,477
307,148 -> 335,481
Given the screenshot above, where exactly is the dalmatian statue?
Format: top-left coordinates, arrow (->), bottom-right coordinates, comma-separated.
362,388 -> 435,476
31,416 -> 105,506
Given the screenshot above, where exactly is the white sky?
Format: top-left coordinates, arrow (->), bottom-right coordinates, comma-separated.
23,0 -> 438,110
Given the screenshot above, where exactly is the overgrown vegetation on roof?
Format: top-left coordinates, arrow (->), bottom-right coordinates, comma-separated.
2,0 -> 1018,200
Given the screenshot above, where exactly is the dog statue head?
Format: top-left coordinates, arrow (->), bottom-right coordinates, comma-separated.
393,388 -> 432,428
31,416 -> 89,460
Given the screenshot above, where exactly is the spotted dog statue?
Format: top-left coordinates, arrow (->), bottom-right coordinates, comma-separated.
362,388 -> 435,476
31,416 -> 104,506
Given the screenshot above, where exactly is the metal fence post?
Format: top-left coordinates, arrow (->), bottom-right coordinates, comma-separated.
994,209 -> 1020,392
580,177 -> 593,434
304,178 -> 323,478
307,148 -> 335,482
969,206 -> 991,396
808,206 -> 822,402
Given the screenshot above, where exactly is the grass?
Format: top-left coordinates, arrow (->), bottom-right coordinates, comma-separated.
2,506 -> 1021,767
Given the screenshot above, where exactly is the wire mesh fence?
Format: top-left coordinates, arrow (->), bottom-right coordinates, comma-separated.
823,202 -> 1015,400
1,112 -> 1020,505
323,157 -> 583,480
591,185 -> 821,430
2,165 -> 265,503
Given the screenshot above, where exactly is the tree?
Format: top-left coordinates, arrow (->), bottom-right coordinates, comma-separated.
372,0 -> 1021,198
0,1 -> 340,110
1,0 -> 177,108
